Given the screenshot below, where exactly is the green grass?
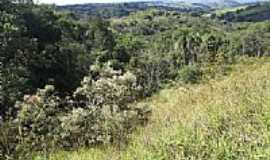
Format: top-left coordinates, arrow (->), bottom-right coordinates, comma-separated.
37,57 -> 270,160
215,6 -> 248,16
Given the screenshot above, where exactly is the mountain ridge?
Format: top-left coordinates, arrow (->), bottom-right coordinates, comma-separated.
58,0 -> 268,18
57,0 -> 267,5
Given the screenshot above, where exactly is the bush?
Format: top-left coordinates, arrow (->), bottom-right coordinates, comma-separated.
11,64 -> 151,158
59,107 -> 106,147
178,65 -> 202,84
16,85 -> 62,153
129,56 -> 176,97
70,63 -> 150,145
0,120 -> 19,160
74,62 -> 141,107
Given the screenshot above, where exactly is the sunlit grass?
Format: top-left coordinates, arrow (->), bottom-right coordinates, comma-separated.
41,57 -> 270,160
215,5 -> 249,16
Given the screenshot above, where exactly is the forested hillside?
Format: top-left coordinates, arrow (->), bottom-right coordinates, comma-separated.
58,1 -> 210,19
0,0 -> 270,159
57,0 -> 268,19
216,2 -> 270,21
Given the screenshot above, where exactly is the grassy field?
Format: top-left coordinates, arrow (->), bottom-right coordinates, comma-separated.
37,57 -> 270,160
215,6 -> 248,16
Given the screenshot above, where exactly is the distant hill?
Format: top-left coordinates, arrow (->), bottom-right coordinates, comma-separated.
58,0 -> 268,19
216,2 -> 270,22
58,1 -> 211,19
206,0 -> 241,7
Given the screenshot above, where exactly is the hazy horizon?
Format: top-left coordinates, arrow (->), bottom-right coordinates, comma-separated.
35,0 -> 265,6
36,0 -> 155,5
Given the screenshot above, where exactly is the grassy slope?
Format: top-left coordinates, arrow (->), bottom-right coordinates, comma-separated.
43,58 -> 270,160
214,5 -> 248,16
217,3 -> 270,22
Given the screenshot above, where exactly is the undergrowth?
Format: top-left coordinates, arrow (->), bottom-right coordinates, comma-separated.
39,57 -> 270,160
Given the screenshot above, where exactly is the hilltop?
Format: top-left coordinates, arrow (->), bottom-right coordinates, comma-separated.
58,1 -> 210,18
58,0 -> 267,18
215,1 -> 270,21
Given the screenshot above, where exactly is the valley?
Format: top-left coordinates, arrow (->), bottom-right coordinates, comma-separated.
1,0 -> 270,159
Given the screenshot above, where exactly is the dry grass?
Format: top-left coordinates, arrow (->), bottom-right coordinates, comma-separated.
37,57 -> 270,160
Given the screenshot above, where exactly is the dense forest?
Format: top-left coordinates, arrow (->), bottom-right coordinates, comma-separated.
0,0 -> 270,159
58,1 -> 270,21
58,1 -> 210,19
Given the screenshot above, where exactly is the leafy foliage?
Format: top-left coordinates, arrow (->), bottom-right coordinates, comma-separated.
178,65 -> 202,84
58,2 -> 209,19
2,67 -> 150,159
1,1 -> 270,159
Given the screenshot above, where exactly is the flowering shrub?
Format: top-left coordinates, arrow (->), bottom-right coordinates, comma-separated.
16,85 -> 62,152
13,64 -> 151,156
74,63 -> 140,109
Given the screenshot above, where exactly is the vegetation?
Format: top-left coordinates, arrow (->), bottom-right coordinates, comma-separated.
1,0 -> 270,159
47,57 -> 270,160
211,5 -> 248,17
216,2 -> 270,22
58,1 -> 210,19
58,0 -> 266,19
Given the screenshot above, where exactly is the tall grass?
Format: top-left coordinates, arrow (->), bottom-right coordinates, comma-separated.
40,58 -> 270,160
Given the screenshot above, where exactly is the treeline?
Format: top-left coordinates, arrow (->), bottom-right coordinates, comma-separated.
58,2 -> 209,19
1,1 -> 270,159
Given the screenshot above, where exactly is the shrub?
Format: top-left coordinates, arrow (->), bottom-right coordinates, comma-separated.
59,107 -> 107,148
129,56 -> 175,97
74,62 -> 141,108
0,120 -> 19,160
178,65 -> 202,84
12,64 -> 151,157
16,85 -> 62,152
70,63 -> 150,145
